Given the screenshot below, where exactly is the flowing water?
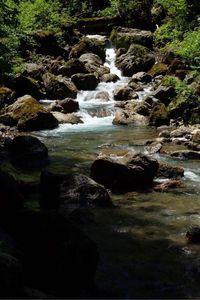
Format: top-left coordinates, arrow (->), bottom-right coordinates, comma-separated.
36,36 -> 200,298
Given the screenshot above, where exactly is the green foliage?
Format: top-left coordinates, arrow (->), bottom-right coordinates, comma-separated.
164,75 -> 195,96
98,0 -> 119,16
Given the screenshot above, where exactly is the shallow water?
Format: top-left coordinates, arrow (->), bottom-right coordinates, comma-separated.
35,36 -> 200,298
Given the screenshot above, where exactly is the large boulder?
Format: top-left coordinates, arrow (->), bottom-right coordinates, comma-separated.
39,171 -> 113,209
22,63 -> 46,81
43,73 -> 78,100
15,75 -> 44,100
116,44 -> 155,77
71,73 -> 99,90
151,85 -> 176,106
9,135 -> 49,169
113,110 -> 148,126
0,95 -> 58,131
57,98 -> 79,113
8,210 -> 99,298
79,53 -> 109,78
156,163 -> 184,179
110,27 -> 154,50
91,153 -> 159,193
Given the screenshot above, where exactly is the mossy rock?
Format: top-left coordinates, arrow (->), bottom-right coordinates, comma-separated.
149,103 -> 169,127
110,27 -> 153,50
148,63 -> 168,77
69,37 -> 106,61
0,95 -> 58,131
77,16 -> 120,35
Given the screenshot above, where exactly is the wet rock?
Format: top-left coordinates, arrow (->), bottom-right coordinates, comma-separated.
69,37 -> 105,61
114,86 -> 137,101
8,210 -> 99,298
57,98 -> 79,113
43,73 -> 77,100
156,163 -> 184,179
146,141 -> 163,154
154,179 -> 185,191
186,227 -> 200,244
100,73 -> 119,83
58,59 -> 88,77
9,135 -> 49,169
0,170 -> 24,215
95,91 -> 110,101
113,110 -> 148,126
71,73 -> 99,90
149,103 -> 169,127
91,153 -> 159,193
170,150 -> 200,160
116,43 -> 155,77
0,95 -> 58,131
39,171 -> 112,209
52,112 -> 83,124
0,87 -> 15,109
0,253 -> 24,298
110,27 -> 154,49
130,71 -> 152,83
151,85 -> 176,106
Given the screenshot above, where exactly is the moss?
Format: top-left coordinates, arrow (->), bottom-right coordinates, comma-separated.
148,63 -> 168,77
149,103 -> 169,126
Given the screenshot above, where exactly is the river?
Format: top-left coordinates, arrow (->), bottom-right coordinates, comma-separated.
35,35 -> 200,299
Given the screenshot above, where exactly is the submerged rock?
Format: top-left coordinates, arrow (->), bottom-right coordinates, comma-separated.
40,171 -> 113,209
91,153 -> 159,193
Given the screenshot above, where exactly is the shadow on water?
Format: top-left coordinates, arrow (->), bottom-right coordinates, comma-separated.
84,204 -> 200,299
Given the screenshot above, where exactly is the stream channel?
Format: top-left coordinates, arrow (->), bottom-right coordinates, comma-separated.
34,35 -> 200,299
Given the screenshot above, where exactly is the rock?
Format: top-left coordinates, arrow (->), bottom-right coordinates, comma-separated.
148,63 -> 168,77
52,112 -> 83,124
71,73 -> 99,90
170,150 -> 200,159
39,171 -> 113,209
0,253 -> 24,298
149,103 -> 169,127
134,104 -> 150,116
113,110 -> 148,126
116,43 -> 155,77
186,227 -> 200,244
79,53 -> 109,78
191,129 -> 200,144
0,95 -> 58,131
156,163 -> 184,179
69,37 -> 105,61
100,73 -> 119,83
95,91 -> 110,101
130,72 -> 152,83
146,141 -> 163,154
9,135 -> 49,169
0,87 -> 15,109
188,142 -> 200,152
154,179 -> 185,191
8,210 -> 99,298
57,98 -> 79,113
159,130 -> 171,138
110,27 -> 154,49
90,153 -> 159,193
22,63 -> 46,81
15,75 -> 44,100
114,86 -> 137,101
170,127 -> 191,138
58,59 -> 88,77
0,170 -> 24,215
43,73 -> 77,100
151,85 -> 176,106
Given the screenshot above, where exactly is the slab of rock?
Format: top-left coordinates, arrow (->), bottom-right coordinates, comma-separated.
110,27 -> 154,49
113,110 -> 148,126
170,150 -> 200,159
58,59 -> 88,77
130,72 -> 152,83
114,86 -> 137,101
151,85 -> 176,106
0,95 -> 58,131
57,98 -> 79,113
91,153 -> 159,193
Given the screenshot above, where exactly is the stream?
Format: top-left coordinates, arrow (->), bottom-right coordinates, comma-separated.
36,35 -> 200,298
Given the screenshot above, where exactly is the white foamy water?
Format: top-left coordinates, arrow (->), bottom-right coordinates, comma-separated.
184,171 -> 200,182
